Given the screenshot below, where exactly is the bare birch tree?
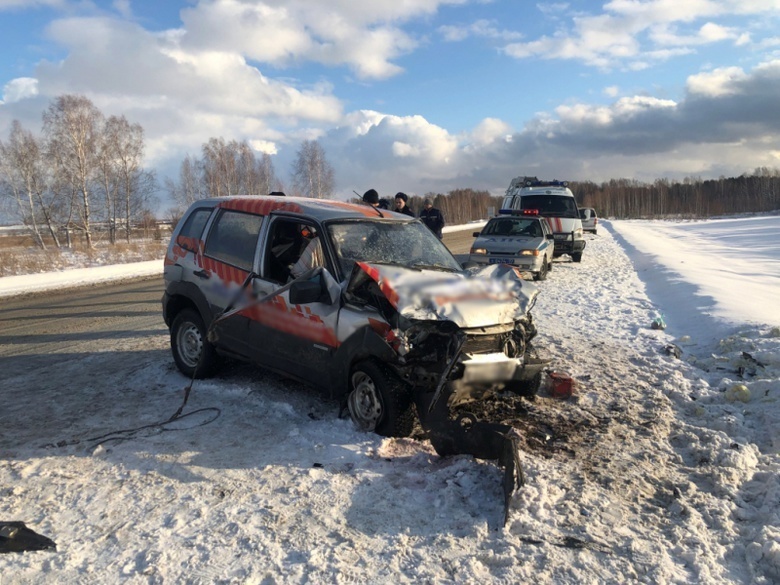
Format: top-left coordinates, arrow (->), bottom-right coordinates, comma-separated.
43,94 -> 104,248
165,154 -> 205,208
291,139 -> 335,198
0,121 -> 50,248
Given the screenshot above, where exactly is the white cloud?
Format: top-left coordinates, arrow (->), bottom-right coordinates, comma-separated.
439,19 -> 523,43
176,0 -> 466,80
249,140 -> 278,155
604,85 -> 620,97
1,77 -> 38,104
469,117 -> 513,145
112,0 -> 132,19
686,66 -> 748,97
502,1 -> 780,69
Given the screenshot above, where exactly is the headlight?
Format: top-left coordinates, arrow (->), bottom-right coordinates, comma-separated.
574,228 -> 583,237
470,247 -> 487,254
518,249 -> 539,256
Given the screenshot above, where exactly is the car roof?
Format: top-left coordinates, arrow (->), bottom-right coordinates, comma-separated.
194,195 -> 411,222
518,186 -> 574,197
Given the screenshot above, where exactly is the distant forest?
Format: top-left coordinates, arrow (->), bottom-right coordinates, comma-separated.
419,167 -> 780,227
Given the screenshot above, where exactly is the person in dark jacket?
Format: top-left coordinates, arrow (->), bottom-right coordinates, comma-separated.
419,198 -> 445,238
393,192 -> 415,217
362,189 -> 380,207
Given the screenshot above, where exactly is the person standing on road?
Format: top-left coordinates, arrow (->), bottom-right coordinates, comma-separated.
393,192 -> 415,217
419,198 -> 445,239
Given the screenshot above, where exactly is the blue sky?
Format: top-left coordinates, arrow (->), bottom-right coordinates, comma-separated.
1,0 -> 779,208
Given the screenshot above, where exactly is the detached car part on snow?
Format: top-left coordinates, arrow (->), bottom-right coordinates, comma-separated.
163,196 -> 549,522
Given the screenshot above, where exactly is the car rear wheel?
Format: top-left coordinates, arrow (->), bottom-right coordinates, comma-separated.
170,308 -> 220,379
347,360 -> 415,437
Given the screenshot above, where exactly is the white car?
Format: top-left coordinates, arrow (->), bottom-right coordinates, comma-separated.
468,212 -> 554,280
579,207 -> 598,234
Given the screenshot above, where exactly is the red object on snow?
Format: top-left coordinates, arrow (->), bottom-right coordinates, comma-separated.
547,372 -> 575,399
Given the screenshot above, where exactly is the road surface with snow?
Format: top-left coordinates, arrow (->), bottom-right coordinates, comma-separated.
1,217 -> 778,584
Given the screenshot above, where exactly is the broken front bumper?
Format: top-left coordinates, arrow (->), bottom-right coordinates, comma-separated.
458,352 -> 544,386
411,352 -> 549,524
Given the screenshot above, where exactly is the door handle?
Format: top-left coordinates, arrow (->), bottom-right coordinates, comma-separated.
193,269 -> 210,279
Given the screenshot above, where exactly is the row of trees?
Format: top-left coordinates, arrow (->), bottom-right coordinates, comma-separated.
4,94 -> 777,248
569,168 -> 780,219
0,95 -> 156,249
165,138 -> 336,208
418,170 -> 780,224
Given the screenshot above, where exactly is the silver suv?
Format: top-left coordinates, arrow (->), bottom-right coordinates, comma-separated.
163,196 -> 549,518
165,197 -> 545,418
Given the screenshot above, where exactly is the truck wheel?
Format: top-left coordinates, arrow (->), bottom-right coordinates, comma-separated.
571,252 -> 583,263
170,308 -> 220,379
533,258 -> 548,281
348,360 -> 415,437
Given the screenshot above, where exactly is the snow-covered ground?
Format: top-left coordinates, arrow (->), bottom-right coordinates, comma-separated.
1,216 -> 779,583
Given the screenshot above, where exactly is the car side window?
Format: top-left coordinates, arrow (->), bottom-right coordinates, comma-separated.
178,208 -> 212,240
204,210 -> 264,272
264,219 -> 325,284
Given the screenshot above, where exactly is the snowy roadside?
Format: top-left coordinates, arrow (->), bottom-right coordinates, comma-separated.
0,218 -> 778,583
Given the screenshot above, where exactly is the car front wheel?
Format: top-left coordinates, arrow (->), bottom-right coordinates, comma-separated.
533,257 -> 548,281
347,360 -> 415,437
170,308 -> 220,379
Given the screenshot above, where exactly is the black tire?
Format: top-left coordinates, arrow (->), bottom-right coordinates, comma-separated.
347,360 -> 415,437
170,308 -> 220,379
571,252 -> 583,263
547,256 -> 553,272
533,257 -> 548,281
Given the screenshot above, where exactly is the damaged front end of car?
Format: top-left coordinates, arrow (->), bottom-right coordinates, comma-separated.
344,261 -> 550,523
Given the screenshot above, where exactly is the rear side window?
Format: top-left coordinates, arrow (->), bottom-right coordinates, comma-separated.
204,210 -> 264,271
178,208 -> 212,240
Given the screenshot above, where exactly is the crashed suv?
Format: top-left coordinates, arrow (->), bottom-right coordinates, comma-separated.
163,196 -> 547,518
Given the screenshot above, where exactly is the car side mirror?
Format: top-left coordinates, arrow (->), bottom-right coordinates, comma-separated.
472,231 -> 481,237
546,233 -> 555,240
288,269 -> 340,305
289,277 -> 324,305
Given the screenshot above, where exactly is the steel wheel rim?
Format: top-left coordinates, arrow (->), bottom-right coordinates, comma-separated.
177,322 -> 203,368
348,371 -> 383,431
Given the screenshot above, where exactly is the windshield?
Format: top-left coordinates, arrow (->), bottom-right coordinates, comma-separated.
520,195 -> 578,218
327,219 -> 463,278
482,217 -> 541,237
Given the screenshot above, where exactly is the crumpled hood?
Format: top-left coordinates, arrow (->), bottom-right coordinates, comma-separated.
348,261 -> 538,328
